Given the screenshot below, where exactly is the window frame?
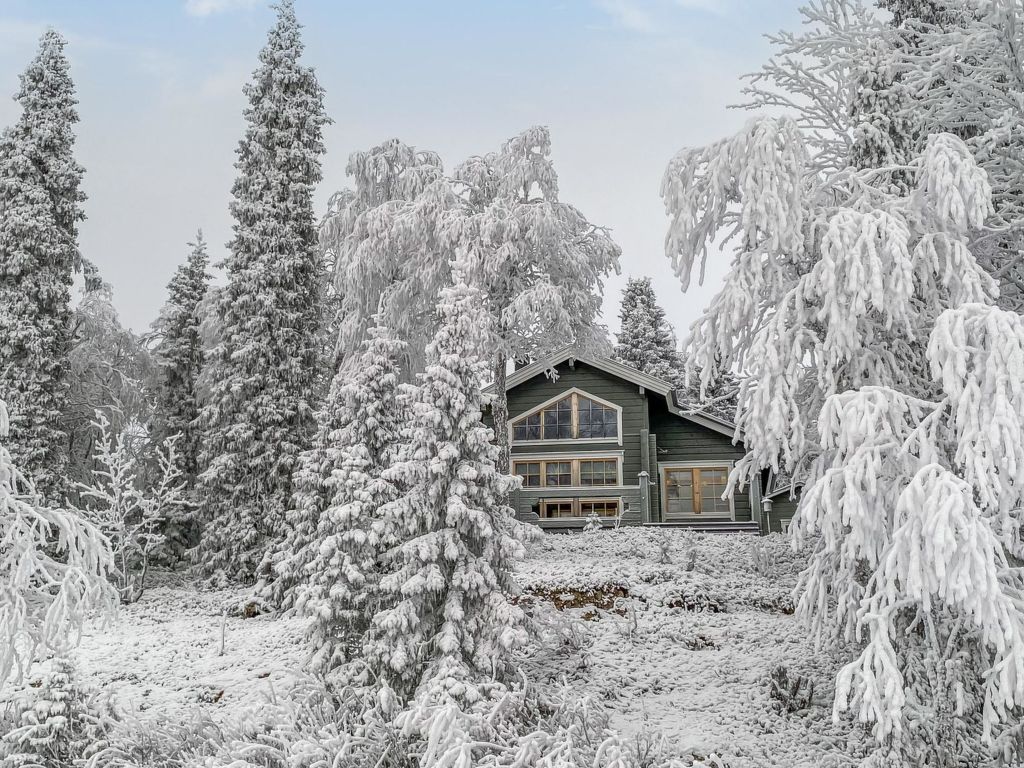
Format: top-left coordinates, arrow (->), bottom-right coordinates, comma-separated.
512,454 -> 624,489
539,497 -> 622,520
509,388 -> 623,446
659,461 -> 736,520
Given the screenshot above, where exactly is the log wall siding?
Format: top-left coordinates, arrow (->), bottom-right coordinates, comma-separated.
495,358 -> 757,530
646,396 -> 752,523
506,362 -> 648,483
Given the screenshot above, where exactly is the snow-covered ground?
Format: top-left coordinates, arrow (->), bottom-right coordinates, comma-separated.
10,529 -> 869,767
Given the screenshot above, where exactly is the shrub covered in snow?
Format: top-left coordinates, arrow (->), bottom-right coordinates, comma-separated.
74,412 -> 189,603
1,656 -> 115,766
0,398 -> 117,690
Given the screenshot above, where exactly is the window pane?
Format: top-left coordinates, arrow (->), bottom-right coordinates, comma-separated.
699,468 -> 731,515
545,461 -> 572,486
512,413 -> 541,441
581,500 -> 619,516
665,469 -> 695,517
541,501 -> 575,519
578,396 -> 618,439
513,462 -> 541,488
540,398 -> 574,440
580,459 -> 617,486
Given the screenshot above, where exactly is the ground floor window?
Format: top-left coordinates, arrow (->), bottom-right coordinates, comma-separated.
662,465 -> 732,518
539,498 -> 621,519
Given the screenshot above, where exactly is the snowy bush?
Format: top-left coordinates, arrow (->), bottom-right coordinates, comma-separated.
1,656 -> 115,766
0,398 -> 117,689
767,664 -> 815,715
75,412 -> 189,603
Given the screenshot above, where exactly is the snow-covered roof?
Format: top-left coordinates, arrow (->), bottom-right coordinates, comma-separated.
488,345 -> 740,441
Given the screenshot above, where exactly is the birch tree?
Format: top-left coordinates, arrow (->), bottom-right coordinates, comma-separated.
662,116 -> 1024,759
323,139 -> 453,373
452,126 -> 621,471
0,398 -> 116,689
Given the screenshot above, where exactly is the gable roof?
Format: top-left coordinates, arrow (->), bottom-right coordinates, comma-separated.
487,345 -> 741,441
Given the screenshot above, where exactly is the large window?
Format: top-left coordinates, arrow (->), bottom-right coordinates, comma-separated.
511,391 -> 619,442
662,465 -> 732,519
513,457 -> 621,488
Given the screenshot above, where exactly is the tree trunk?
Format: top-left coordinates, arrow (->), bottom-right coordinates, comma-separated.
493,352 -> 509,474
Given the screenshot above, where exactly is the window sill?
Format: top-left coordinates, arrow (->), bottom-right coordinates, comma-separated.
512,438 -> 621,447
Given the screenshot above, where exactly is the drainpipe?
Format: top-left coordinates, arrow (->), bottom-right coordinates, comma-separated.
638,471 -> 651,524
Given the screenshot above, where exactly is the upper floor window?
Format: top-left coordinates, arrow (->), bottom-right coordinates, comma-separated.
511,389 -> 620,443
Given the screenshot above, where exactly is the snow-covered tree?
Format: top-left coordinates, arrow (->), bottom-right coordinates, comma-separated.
878,0 -> 954,27
65,280 -> 153,491
324,128 -> 620,473
662,118 -> 1019,757
75,412 -> 188,602
323,139 -> 453,373
0,656 -> 113,766
740,0 -> 881,175
0,30 -> 86,503
366,270 -> 531,700
195,0 -> 328,582
794,304 -> 1024,760
614,276 -> 681,383
452,126 -> 621,471
0,398 -> 116,690
899,0 -> 1024,312
847,34 -> 917,194
265,322 -> 407,673
150,231 -> 210,485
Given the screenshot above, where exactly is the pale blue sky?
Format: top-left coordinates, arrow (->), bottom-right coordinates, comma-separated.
0,1 -> 803,336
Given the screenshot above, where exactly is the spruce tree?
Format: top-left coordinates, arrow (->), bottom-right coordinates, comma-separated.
614,276 -> 681,383
366,272 -> 530,700
266,322 -> 407,673
848,35 -> 917,194
0,30 -> 85,502
0,656 -> 112,765
151,231 -> 210,484
195,0 -> 328,582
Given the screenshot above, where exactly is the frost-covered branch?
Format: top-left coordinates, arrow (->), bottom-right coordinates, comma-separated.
0,399 -> 117,688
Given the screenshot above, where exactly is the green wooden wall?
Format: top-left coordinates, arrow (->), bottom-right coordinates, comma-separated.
646,396 -> 752,523
506,361 -> 648,483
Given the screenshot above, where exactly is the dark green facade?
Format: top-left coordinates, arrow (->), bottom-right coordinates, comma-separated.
500,358 -> 762,533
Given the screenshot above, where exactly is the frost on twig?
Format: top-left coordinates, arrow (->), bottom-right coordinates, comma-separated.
0,399 -> 117,689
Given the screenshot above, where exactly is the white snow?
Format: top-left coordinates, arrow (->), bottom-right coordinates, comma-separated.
11,529 -> 878,767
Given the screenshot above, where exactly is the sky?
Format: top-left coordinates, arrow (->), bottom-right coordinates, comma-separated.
0,0 -> 804,337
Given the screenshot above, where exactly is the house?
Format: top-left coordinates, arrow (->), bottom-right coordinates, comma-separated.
488,347 -> 769,534
761,471 -> 801,534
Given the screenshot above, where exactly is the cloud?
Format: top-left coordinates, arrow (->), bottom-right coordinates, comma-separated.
673,0 -> 728,12
184,0 -> 260,17
596,0 -> 655,32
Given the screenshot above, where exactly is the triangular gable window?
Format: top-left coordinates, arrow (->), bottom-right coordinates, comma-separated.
511,390 -> 619,442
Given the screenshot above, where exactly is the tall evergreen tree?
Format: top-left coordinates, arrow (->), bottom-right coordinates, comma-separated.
265,322 -> 407,673
365,271 -> 530,700
195,0 -> 328,582
614,276 -> 681,383
151,232 -> 210,484
0,30 -> 85,502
